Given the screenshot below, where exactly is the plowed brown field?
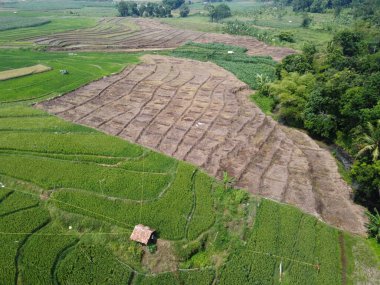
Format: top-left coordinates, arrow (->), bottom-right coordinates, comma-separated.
36,55 -> 366,234
29,18 -> 295,61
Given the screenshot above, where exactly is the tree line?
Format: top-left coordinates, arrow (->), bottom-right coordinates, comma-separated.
117,0 -> 186,18
259,27 -> 380,220
262,0 -> 380,22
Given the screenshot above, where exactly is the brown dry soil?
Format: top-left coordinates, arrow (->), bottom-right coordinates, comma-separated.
29,18 -> 295,61
36,55 -> 366,235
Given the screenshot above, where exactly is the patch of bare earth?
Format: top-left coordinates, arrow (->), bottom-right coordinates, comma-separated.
36,55 -> 366,234
142,240 -> 177,274
28,18 -> 294,61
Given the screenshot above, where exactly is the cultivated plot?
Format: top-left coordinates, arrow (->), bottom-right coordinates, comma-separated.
37,55 -> 366,234
29,17 -> 295,61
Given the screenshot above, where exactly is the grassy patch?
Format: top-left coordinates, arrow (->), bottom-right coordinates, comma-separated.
171,42 -> 277,90
0,17 -> 96,44
161,14 -> 222,33
0,16 -> 50,31
251,92 -> 275,115
0,50 -> 140,103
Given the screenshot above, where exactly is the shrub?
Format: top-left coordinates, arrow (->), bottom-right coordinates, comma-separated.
179,4 -> 190,17
301,13 -> 312,28
365,209 -> 380,242
277,31 -> 295,43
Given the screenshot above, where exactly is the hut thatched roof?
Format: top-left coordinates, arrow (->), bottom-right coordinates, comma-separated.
130,224 -> 155,245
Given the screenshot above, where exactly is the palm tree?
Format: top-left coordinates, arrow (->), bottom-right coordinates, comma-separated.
356,120 -> 380,162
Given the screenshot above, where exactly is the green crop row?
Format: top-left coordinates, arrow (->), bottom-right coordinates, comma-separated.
218,199 -> 343,285
18,223 -> 78,285
0,191 -> 39,216
56,243 -> 133,285
51,163 -> 203,239
0,132 -> 143,157
0,116 -> 95,132
0,150 -> 127,165
0,17 -> 96,45
0,105 -> 48,118
187,171 -> 215,241
121,151 -> 177,174
0,154 -> 172,200
0,206 -> 50,284
133,269 -> 215,284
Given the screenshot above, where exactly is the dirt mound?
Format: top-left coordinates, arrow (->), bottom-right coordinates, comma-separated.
36,55 -> 366,234
28,18 -> 295,61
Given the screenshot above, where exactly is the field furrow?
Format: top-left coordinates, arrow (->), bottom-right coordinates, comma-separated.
27,18 -> 295,61
36,55 -> 366,234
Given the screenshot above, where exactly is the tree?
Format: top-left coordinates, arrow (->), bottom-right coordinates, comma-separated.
208,3 -> 231,22
351,161 -> 380,209
365,208 -> 380,242
163,0 -> 185,9
179,4 -> 190,17
334,30 -> 364,57
356,120 -> 380,162
117,1 -> 129,17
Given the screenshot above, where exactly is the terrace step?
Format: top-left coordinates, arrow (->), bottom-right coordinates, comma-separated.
36,55 -> 366,235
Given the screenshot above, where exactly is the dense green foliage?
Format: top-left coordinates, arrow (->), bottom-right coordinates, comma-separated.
207,3 -> 232,22
365,208 -> 380,242
117,1 -> 172,18
179,4 -> 190,18
163,0 -> 185,10
260,26 -> 380,215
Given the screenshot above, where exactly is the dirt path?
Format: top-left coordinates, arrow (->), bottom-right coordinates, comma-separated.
28,18 -> 295,61
339,232 -> 347,285
36,55 -> 366,235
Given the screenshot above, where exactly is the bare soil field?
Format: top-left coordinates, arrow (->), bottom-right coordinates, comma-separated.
36,55 -> 366,234
28,18 -> 295,61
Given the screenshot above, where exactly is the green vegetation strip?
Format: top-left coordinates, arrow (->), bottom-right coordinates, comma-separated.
0,16 -> 50,32
171,42 -> 276,90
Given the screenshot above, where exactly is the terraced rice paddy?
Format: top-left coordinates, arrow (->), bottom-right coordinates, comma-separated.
37,55 -> 366,235
29,18 -> 295,61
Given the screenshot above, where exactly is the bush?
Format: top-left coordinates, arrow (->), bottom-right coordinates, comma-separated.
277,31 -> 295,43
351,161 -> 380,209
365,209 -> 380,242
179,4 -> 190,17
208,3 -> 231,22
279,54 -> 313,75
163,0 -> 184,9
147,243 -> 157,253
301,13 -> 312,28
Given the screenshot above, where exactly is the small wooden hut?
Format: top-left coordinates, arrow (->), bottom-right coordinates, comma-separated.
130,224 -> 156,245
